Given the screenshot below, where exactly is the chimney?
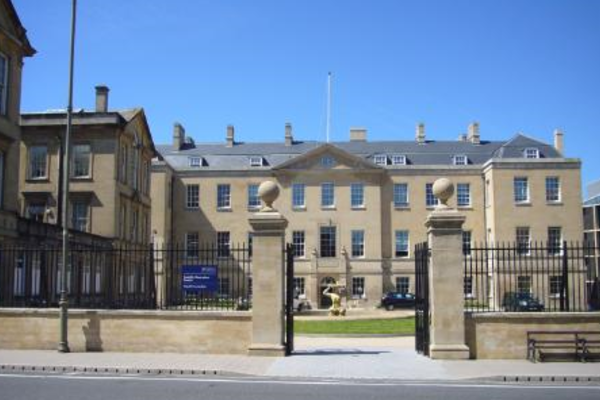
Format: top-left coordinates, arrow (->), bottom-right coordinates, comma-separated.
173,122 -> 185,150
350,127 -> 367,142
467,122 -> 480,144
285,122 -> 293,146
226,125 -> 235,147
95,85 -> 109,112
553,129 -> 564,155
416,123 -> 425,144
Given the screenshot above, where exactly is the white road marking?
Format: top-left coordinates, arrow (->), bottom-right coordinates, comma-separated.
0,373 -> 599,390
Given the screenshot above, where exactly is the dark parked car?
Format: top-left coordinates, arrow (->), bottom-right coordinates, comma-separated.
381,292 -> 415,310
502,292 -> 545,312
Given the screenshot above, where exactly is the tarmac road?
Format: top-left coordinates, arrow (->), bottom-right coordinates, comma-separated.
1,373 -> 599,400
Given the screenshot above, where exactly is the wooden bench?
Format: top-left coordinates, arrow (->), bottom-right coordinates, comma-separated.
527,331 -> 600,362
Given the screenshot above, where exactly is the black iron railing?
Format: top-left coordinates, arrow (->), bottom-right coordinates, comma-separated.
464,241 -> 600,313
415,242 -> 430,355
0,241 -> 252,311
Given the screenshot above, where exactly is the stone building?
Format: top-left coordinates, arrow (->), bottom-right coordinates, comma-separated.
0,0 -> 35,240
584,181 -> 600,280
152,122 -> 583,308
19,86 -> 156,245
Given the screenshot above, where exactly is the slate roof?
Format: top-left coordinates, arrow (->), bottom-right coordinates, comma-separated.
156,133 -> 563,172
584,195 -> 600,207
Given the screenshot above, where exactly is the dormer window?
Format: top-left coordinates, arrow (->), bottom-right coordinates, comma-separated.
320,156 -> 335,168
524,148 -> 540,159
249,156 -> 264,167
453,155 -> 468,165
189,157 -> 203,167
391,155 -> 407,165
373,154 -> 388,166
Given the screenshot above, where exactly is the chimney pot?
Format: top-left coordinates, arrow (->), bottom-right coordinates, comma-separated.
285,122 -> 293,146
226,125 -> 235,147
467,122 -> 480,144
416,123 -> 426,144
554,129 -> 564,155
95,85 -> 109,113
350,127 -> 367,142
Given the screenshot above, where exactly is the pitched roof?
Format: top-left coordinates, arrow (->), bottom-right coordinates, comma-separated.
1,0 -> 35,56
156,133 -> 562,172
584,194 -> 600,207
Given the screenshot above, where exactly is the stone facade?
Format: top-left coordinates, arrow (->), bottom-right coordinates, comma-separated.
0,0 -> 34,239
19,87 -> 156,245
151,123 -> 584,310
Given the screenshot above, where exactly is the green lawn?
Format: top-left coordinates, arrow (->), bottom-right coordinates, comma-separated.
295,317 -> 415,335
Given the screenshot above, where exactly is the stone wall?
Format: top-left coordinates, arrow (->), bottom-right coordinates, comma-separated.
465,312 -> 600,359
0,309 -> 251,354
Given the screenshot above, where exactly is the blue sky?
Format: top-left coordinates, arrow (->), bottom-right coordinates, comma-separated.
14,0 -> 600,193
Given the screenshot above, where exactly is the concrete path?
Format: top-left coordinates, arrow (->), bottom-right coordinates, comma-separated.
1,336 -> 599,381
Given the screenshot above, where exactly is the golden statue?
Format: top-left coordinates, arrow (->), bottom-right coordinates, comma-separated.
322,283 -> 346,317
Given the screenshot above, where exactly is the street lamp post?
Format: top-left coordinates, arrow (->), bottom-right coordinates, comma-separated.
58,0 -> 77,353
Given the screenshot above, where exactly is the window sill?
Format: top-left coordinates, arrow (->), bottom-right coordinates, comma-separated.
351,256 -> 366,259
185,207 -> 200,211
457,206 -> 474,210
26,178 -> 50,183
515,202 -> 531,207
71,177 -> 93,182
321,206 -> 336,210
394,205 -> 410,210
546,201 -> 563,206
217,207 -> 232,212
394,255 -> 410,259
351,206 -> 366,211
292,206 -> 307,211
247,206 -> 261,212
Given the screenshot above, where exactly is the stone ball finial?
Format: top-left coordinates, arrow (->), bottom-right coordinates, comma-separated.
432,178 -> 454,210
258,181 -> 280,212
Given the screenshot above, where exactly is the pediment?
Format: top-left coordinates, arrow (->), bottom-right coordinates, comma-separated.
273,144 -> 381,172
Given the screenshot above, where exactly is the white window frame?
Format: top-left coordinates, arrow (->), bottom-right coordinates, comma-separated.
189,157 -> 202,168
453,154 -> 468,165
320,156 -> 335,168
28,145 -> 48,180
373,154 -> 388,166
464,277 -> 474,298
516,227 -> 531,256
351,230 -> 365,258
292,230 -> 305,258
71,200 -> 89,232
545,176 -> 561,203
321,182 -> 335,208
457,183 -> 471,207
185,232 -> 199,258
352,276 -> 366,299
72,143 -> 91,178
293,277 -> 306,296
391,154 -> 406,166
395,230 -> 409,258
217,184 -> 231,210
548,227 -> 562,255
425,183 -> 439,207
292,183 -> 305,209
186,184 -> 200,209
396,277 -> 410,294
393,183 -> 409,208
249,156 -> 264,167
524,148 -> 540,159
247,184 -> 260,209
319,225 -> 337,258
217,231 -> 231,257
549,275 -> 563,298
514,177 -> 529,204
350,183 -> 365,209
517,275 -> 532,294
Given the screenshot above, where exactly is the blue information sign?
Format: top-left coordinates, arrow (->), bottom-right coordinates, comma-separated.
182,265 -> 218,293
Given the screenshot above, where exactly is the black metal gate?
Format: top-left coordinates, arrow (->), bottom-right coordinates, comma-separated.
415,242 -> 430,356
284,243 -> 294,356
